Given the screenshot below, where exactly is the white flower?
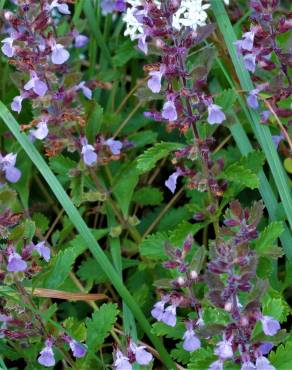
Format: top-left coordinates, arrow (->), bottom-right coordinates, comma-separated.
172,0 -> 210,31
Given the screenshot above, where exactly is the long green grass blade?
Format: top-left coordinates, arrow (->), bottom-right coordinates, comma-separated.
0,101 -> 175,369
83,0 -> 112,67
211,0 -> 292,231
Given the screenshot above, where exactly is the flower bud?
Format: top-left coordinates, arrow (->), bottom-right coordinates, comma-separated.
190,270 -> 198,280
109,226 -> 122,238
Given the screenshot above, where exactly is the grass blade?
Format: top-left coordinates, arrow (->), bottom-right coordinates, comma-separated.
0,101 -> 175,369
211,0 -> 292,231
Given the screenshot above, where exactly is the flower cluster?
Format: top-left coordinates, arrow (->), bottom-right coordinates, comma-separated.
235,0 -> 292,149
150,201 -> 281,369
38,337 -> 86,367
114,339 -> 153,369
0,0 -> 92,157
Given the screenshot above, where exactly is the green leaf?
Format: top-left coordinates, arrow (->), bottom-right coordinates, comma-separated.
140,232 -> 168,260
44,229 -> 109,289
169,221 -> 203,246
269,341 -> 292,369
63,317 -> 87,342
171,344 -> 190,365
215,89 -> 237,112
86,101 -> 103,142
238,151 -> 265,174
112,40 -> 140,67
133,187 -> 163,206
221,163 -> 259,189
255,222 -> 284,257
112,164 -> 139,216
136,142 -> 183,173
152,322 -> 185,340
77,257 -> 108,284
32,213 -> 50,234
188,347 -> 216,369
86,303 -> 119,351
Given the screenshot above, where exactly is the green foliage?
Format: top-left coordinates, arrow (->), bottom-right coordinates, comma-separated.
86,303 -> 119,351
269,341 -> 292,369
112,164 -> 139,216
254,222 -> 284,258
140,232 -> 168,260
136,142 -> 183,173
133,187 -> 163,206
86,101 -> 103,142
221,163 -> 259,189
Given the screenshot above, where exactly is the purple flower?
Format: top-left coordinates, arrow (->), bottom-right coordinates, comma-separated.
74,34 -> 89,48
258,342 -> 274,355
260,110 -> 270,123
207,104 -> 226,125
7,252 -> 27,272
241,361 -> 256,370
255,356 -> 275,370
34,242 -> 51,262
137,33 -> 148,54
151,300 -> 166,321
11,95 -> 24,114
69,339 -> 87,358
241,30 -> 255,51
51,43 -> 70,65
115,0 -> 126,12
38,342 -> 55,367
147,65 -> 165,93
77,81 -> 92,99
30,120 -> 49,140
0,153 -> 21,183
243,54 -> 257,73
182,329 -> 201,352
49,0 -> 71,14
130,342 -> 153,365
1,36 -> 15,57
208,360 -> 224,370
161,304 -> 177,327
101,0 -> 115,15
260,316 -> 280,336
271,132 -> 285,149
214,339 -> 233,359
106,138 -> 123,155
81,139 -> 97,166
162,100 -> 177,121
114,350 -> 132,370
247,89 -> 259,109
165,170 -> 182,193
24,71 -> 48,97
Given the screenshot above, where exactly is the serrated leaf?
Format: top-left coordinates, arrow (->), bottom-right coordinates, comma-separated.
63,317 -> 87,342
188,347 -> 216,369
32,213 -> 50,234
269,341 -> 292,369
23,219 -> 36,241
171,344 -> 190,365
169,221 -> 203,246
49,155 -> 76,176
136,142 -> 183,173
152,322 -> 185,340
133,187 -> 163,206
86,303 -> 119,351
238,151 -> 265,174
140,232 -> 168,260
221,163 -> 259,189
77,257 -> 108,283
255,221 -> 284,257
